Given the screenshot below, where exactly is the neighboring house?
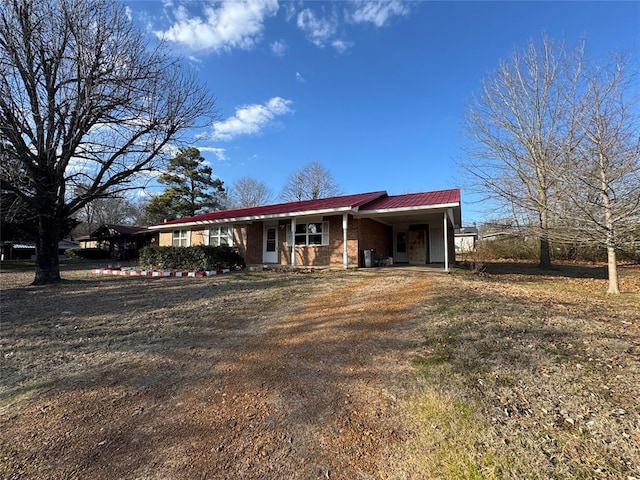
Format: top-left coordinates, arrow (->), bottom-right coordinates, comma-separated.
149,189 -> 462,271
0,239 -> 78,261
80,224 -> 159,259
455,226 -> 478,253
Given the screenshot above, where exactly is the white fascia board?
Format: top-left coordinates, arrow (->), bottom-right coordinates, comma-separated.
148,207 -> 355,230
357,202 -> 460,216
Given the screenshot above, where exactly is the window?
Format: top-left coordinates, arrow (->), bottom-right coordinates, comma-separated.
396,232 -> 407,253
172,230 -> 189,247
209,225 -> 233,247
287,221 -> 329,246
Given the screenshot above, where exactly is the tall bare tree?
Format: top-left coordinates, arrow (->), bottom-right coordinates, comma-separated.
281,161 -> 341,201
561,56 -> 640,294
462,36 -> 583,268
227,177 -> 274,208
0,0 -> 215,284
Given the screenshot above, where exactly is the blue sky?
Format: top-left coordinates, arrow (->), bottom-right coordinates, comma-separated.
126,0 -> 639,224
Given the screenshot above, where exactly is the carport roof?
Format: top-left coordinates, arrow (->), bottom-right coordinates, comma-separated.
357,189 -> 460,211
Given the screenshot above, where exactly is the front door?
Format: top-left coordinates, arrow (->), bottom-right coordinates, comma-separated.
394,231 -> 409,263
408,230 -> 427,264
263,225 -> 278,263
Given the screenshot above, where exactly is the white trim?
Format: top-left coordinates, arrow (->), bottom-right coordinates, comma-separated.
149,202 -> 461,231
149,207 -> 355,230
208,225 -> 233,247
290,218 -> 296,267
342,213 -> 348,269
262,223 -> 278,263
172,229 -> 190,247
443,212 -> 449,272
358,202 -> 460,215
447,207 -> 455,226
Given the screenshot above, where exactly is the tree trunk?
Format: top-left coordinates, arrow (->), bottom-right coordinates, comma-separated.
539,235 -> 552,269
33,215 -> 62,285
606,246 -> 620,294
600,152 -> 619,294
539,208 -> 552,269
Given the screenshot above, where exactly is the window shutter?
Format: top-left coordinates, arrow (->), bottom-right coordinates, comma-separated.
322,221 -> 329,245
286,224 -> 292,245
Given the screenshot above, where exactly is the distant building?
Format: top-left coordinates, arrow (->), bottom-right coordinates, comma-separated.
0,240 -> 79,261
454,226 -> 478,253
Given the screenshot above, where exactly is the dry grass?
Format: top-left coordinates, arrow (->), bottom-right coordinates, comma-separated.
1,262 -> 639,479
382,262 -> 640,479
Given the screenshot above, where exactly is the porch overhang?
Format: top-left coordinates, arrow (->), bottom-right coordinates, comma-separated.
147,206 -> 357,231
355,202 -> 461,228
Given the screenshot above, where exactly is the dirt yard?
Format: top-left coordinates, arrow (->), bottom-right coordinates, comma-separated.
1,263 -> 639,479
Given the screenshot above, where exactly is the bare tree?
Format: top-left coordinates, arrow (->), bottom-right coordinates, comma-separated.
227,177 -> 274,208
461,36 -> 583,268
0,0 -> 215,284
561,56 -> 640,294
73,185 -> 141,236
281,161 -> 341,201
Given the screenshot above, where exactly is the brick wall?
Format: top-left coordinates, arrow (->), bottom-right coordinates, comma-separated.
156,215 -> 391,268
242,223 -> 264,264
356,218 -> 392,263
158,231 -> 172,246
191,229 -> 206,246
278,215 -> 361,267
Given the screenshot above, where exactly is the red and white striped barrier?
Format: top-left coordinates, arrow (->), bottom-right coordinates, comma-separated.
92,268 -> 230,278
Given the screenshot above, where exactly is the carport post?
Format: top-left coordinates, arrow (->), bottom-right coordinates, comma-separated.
342,213 -> 348,269
443,212 -> 449,272
291,218 -> 296,267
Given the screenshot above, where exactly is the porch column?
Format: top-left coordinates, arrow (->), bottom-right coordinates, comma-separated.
290,217 -> 296,267
342,213 -> 348,269
443,212 -> 449,272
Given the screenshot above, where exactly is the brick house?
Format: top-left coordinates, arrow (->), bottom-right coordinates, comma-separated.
148,189 -> 462,271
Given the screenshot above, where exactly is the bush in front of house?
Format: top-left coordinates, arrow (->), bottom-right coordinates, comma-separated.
73,248 -> 111,260
138,245 -> 246,271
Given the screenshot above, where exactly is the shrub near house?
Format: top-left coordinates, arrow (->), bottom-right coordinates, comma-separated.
139,245 -> 245,272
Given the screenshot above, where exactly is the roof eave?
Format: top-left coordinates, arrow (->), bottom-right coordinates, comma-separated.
357,201 -> 460,215
148,206 -> 356,230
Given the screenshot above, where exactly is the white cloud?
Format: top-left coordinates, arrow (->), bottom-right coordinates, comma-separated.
295,71 -> 305,82
270,40 -> 287,56
296,8 -> 348,52
212,97 -> 293,141
155,0 -> 279,52
350,0 -> 410,27
198,147 -> 228,161
331,39 -> 351,53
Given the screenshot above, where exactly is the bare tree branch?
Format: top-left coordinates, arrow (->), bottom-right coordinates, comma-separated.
0,0 -> 217,284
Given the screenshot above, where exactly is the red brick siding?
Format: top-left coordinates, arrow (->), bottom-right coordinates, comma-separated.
278,215 -> 358,267
191,229 -> 206,246
158,231 -> 172,246
356,218 -> 392,263
157,215 -> 391,268
239,223 -> 263,264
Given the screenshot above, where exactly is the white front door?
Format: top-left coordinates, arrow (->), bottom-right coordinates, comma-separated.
394,230 -> 409,263
263,225 -> 278,263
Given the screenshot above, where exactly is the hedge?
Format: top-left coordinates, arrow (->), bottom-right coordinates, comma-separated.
71,248 -> 111,260
138,245 -> 246,271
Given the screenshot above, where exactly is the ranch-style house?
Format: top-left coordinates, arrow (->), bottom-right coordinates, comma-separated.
148,189 -> 462,271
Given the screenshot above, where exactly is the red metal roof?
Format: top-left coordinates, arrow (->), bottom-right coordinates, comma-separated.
153,191 -> 387,227
359,189 -> 460,211
151,189 -> 461,228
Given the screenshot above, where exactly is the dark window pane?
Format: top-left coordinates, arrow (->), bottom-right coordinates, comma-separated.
308,234 -> 322,245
